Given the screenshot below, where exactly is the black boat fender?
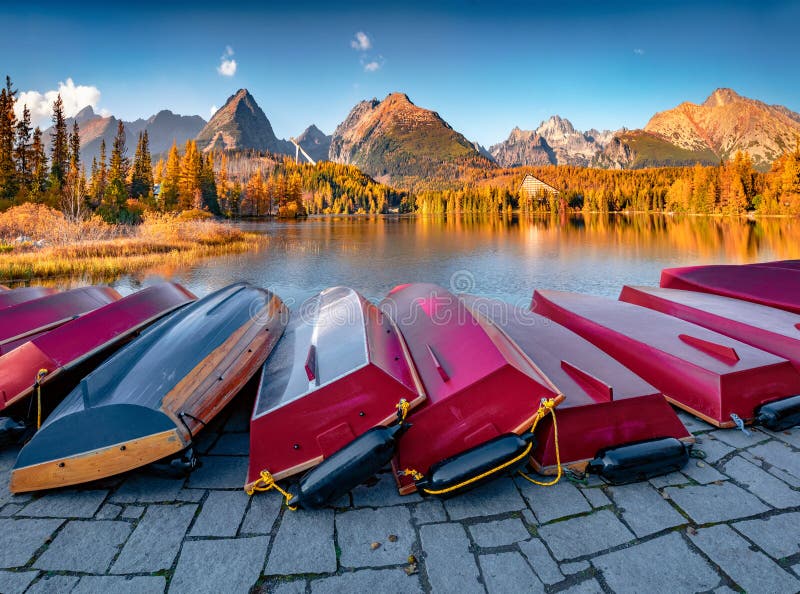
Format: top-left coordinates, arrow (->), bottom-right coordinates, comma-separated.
247,399 -> 412,510
756,395 -> 800,431
586,437 -> 690,485
402,395 -> 565,497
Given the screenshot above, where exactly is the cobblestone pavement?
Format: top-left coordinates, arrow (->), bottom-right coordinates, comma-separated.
1,389 -> 799,594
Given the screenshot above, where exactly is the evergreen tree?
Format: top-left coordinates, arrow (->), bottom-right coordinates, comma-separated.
130,130 -> 153,199
49,94 -> 69,188
159,141 -> 181,211
91,139 -> 108,206
100,121 -> 129,220
30,127 -> 47,196
0,75 -> 18,199
14,103 -> 32,193
69,120 -> 81,172
199,152 -> 220,213
62,121 -> 86,221
178,140 -> 201,210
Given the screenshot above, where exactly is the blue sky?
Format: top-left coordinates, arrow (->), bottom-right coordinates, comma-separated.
4,1 -> 798,146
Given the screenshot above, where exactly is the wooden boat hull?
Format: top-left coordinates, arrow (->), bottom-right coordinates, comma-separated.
460,295 -> 690,473
621,285 -> 800,372
532,289 -> 800,428
11,283 -> 287,493
247,287 -> 425,488
0,282 -> 196,415
0,287 -> 57,311
382,284 -> 560,494
0,286 -> 121,349
661,265 -> 800,314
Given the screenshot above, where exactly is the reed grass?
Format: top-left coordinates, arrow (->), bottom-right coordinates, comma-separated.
0,204 -> 266,282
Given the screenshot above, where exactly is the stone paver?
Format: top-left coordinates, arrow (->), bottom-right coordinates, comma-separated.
649,471 -> 688,488
187,456 -> 249,489
33,520 -> 131,573
73,575 -> 167,594
310,568 -> 423,593
609,482 -> 686,537
733,512 -> 800,559
518,538 -> 563,585
190,490 -> 249,537
580,487 -> 611,508
112,475 -> 185,503
710,428 -> 770,449
593,532 -> 719,593
517,479 -> 591,524
170,536 -> 269,594
112,504 -> 197,573
274,581 -> 307,594
697,435 -> 735,463
677,410 -> 714,433
411,500 -> 447,525
97,503 -> 122,519
480,551 -> 544,594
26,574 -> 80,594
664,481 -> 769,524
560,560 -> 590,574
0,518 -> 62,567
241,492 -> 283,535
20,489 -> 107,518
266,509 -> 336,575
208,432 -> 250,455
352,472 -> 422,507
538,510 -> 634,560
690,524 -> 799,593
0,570 -> 37,594
749,440 -> 800,480
336,506 -> 416,568
723,455 -> 800,508
681,459 -> 727,484
121,504 -> 145,519
420,523 -> 483,594
444,478 -> 527,521
561,578 -> 605,593
469,518 -> 530,547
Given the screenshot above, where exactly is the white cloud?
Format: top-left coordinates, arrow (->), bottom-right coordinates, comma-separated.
217,46 -> 237,76
633,48 -> 645,55
350,31 -> 371,51
209,104 -> 218,117
364,61 -> 381,72
14,78 -> 102,128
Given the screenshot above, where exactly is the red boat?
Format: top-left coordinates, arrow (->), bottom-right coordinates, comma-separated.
460,295 -> 690,478
0,287 -> 58,310
621,285 -> 800,371
0,286 -> 121,350
532,289 -> 800,428
246,287 -> 425,491
751,260 -> 800,271
383,284 -> 560,495
0,283 -> 197,422
661,264 -> 800,314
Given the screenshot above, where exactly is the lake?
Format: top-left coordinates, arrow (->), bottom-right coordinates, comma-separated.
99,213 -> 800,308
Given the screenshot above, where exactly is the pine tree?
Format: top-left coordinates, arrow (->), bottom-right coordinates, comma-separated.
100,121 -> 129,220
69,120 -> 81,172
130,131 -> 153,199
0,75 -> 19,199
14,103 -> 32,194
30,127 -> 47,196
159,142 -> 181,211
92,139 -> 108,205
199,152 -> 220,213
49,94 -> 69,188
62,121 -> 86,221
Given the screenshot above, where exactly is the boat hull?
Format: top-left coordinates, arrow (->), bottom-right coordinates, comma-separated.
11,283 -> 287,492
0,287 -> 58,311
621,285 -> 800,372
0,282 -> 196,415
661,265 -> 800,314
383,284 -> 560,494
247,287 -> 425,488
461,295 -> 690,473
0,286 -> 121,348
532,289 -> 800,428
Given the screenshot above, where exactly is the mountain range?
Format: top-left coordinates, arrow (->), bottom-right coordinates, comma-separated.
54,87 -> 800,178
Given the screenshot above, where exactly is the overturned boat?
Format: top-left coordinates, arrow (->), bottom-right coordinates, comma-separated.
382,283 -> 562,496
661,264 -> 800,314
11,282 -> 286,493
0,286 -> 58,310
0,286 -> 121,352
460,295 -> 691,482
751,260 -> 800,271
246,286 -> 425,496
532,289 -> 800,429
0,283 -> 196,427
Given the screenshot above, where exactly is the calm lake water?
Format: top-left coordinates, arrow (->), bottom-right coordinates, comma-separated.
98,213 -> 800,308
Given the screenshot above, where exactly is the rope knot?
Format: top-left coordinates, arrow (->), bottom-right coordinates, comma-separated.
396,399 -> 410,422
246,470 -> 297,510
398,468 -> 423,481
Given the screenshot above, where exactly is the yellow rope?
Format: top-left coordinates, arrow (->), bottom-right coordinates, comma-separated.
245,470 -> 297,511
35,369 -> 48,430
396,398 -> 410,422
517,398 -> 562,487
402,396 -> 563,495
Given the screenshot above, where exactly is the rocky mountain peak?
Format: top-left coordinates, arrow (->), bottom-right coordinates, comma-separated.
703,88 -> 743,108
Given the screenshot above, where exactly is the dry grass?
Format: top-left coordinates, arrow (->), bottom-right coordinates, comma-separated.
0,204 -> 266,282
